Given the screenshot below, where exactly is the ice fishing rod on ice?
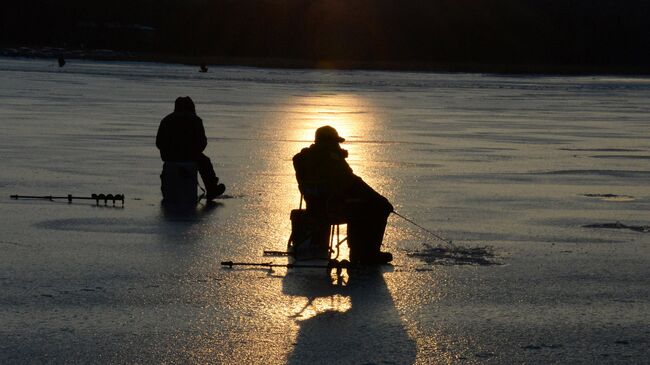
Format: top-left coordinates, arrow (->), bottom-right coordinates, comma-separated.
391,211 -> 454,246
221,259 -> 351,273
10,193 -> 125,206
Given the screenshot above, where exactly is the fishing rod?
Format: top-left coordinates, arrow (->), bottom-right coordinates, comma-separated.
221,259 -> 351,273
392,211 -> 454,246
10,193 -> 125,206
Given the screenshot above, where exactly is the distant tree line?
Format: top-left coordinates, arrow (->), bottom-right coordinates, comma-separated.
2,0 -> 649,68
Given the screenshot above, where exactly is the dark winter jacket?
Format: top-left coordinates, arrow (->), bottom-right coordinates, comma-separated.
293,142 -> 393,216
156,111 -> 207,162
293,142 -> 357,196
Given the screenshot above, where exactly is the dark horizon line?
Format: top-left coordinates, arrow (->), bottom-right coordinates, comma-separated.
3,46 -> 650,77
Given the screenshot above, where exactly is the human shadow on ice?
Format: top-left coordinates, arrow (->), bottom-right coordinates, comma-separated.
283,267 -> 416,365
33,202 -> 221,240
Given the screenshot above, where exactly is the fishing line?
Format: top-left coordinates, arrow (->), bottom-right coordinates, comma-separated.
392,211 -> 454,247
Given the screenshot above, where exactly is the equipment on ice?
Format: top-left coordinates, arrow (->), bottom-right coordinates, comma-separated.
10,193 -> 125,206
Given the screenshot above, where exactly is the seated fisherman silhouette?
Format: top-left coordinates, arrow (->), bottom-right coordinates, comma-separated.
293,126 -> 393,264
156,96 -> 225,200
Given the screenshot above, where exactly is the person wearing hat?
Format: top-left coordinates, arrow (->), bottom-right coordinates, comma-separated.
293,125 -> 393,264
156,96 -> 225,200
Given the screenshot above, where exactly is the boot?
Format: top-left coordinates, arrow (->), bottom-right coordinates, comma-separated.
206,183 -> 225,200
367,251 -> 393,264
350,249 -> 392,265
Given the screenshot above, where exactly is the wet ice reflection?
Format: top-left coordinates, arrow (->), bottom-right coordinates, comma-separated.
4,58 -> 650,364
228,90 -> 419,362
288,294 -> 352,320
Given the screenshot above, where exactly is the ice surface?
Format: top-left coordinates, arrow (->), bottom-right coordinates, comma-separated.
1,58 -> 649,363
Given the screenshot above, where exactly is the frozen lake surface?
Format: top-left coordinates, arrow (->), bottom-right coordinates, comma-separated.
1,57 -> 649,364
